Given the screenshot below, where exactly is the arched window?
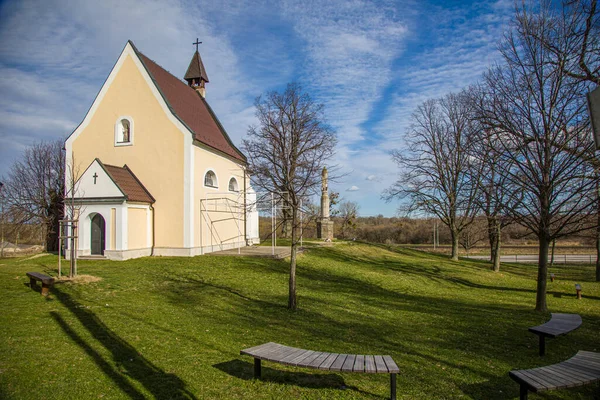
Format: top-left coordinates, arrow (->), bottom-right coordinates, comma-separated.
204,170 -> 217,188
115,117 -> 133,146
228,177 -> 239,192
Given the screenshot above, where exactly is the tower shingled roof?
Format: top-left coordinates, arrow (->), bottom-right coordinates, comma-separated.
184,50 -> 209,83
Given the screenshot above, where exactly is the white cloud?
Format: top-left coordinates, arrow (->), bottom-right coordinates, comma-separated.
347,185 -> 359,191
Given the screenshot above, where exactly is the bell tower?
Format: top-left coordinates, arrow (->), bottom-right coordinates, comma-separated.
184,38 -> 209,98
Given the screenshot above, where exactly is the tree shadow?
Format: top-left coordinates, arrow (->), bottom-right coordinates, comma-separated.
51,287 -> 197,400
213,359 -> 383,398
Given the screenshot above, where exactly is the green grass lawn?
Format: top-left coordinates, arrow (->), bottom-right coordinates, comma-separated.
0,242 -> 598,399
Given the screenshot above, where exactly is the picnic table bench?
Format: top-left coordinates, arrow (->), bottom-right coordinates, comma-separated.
26,272 -> 54,296
529,313 -> 582,356
241,342 -> 400,399
509,350 -> 600,399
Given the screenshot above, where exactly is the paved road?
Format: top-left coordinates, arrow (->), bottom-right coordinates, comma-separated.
465,254 -> 597,264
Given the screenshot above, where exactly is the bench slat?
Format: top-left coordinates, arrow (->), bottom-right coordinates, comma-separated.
563,360 -> 600,376
249,343 -> 290,360
545,365 -> 592,384
281,349 -> 312,365
353,355 -> 365,372
365,355 -> 376,373
296,351 -> 323,367
318,353 -> 340,370
519,369 -> 556,390
329,354 -> 348,371
341,355 -> 356,372
307,351 -> 331,368
374,355 -> 387,373
383,355 -> 400,373
510,371 -> 546,391
535,366 -> 581,388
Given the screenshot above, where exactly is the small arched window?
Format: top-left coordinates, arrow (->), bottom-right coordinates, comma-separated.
115,117 -> 133,146
228,177 -> 239,192
204,170 -> 217,188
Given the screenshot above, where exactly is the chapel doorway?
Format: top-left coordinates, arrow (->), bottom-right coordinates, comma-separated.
91,214 -> 106,255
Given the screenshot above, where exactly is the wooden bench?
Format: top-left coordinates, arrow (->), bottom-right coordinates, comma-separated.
529,313 -> 582,356
241,342 -> 400,399
509,350 -> 600,399
26,272 -> 54,296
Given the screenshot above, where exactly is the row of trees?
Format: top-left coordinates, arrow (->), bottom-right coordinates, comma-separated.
386,0 -> 599,311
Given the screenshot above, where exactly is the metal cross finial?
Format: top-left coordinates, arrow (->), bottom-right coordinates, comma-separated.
193,38 -> 202,52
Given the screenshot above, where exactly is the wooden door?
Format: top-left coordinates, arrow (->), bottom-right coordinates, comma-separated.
91,214 -> 106,255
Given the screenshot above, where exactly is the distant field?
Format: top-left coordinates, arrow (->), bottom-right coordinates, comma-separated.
1,242 -> 598,399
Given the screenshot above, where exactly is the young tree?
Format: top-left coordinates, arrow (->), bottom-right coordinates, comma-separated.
337,201 -> 359,239
474,10 -> 597,311
243,83 -> 337,310
1,139 -> 64,251
385,91 -> 481,261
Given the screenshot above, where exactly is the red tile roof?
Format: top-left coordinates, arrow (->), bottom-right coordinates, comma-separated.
102,162 -> 155,203
131,42 -> 246,162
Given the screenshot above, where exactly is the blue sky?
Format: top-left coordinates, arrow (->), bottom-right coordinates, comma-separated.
0,0 -> 514,217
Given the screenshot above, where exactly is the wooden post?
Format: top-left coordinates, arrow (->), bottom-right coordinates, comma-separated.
390,373 -> 396,400
254,358 -> 261,379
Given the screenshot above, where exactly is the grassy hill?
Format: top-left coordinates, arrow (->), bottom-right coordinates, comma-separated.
0,242 -> 598,399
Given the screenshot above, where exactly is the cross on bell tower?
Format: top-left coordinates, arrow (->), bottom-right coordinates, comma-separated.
184,38 -> 209,98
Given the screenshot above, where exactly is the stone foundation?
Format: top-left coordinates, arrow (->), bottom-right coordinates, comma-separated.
316,219 -> 334,241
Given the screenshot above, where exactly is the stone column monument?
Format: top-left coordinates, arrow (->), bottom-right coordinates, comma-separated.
316,167 -> 334,241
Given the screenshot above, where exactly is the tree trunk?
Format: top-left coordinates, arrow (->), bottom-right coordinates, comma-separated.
597,191 -> 600,281
492,223 -> 501,272
487,216 -> 500,272
288,206 -> 298,310
535,236 -> 550,312
450,228 -> 459,261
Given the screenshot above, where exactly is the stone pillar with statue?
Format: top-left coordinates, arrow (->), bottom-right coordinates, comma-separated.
316,167 -> 334,241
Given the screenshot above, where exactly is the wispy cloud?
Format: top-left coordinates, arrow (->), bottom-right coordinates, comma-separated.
347,186 -> 359,192
0,0 -> 515,216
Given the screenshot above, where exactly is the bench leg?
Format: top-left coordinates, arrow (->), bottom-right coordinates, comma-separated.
539,335 -> 546,357
390,373 -> 396,400
29,278 -> 37,289
519,384 -> 528,400
41,283 -> 50,296
254,358 -> 261,379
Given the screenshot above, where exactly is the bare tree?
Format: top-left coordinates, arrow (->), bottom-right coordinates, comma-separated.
474,10 -> 597,311
243,83 -> 337,310
467,97 -> 518,272
519,0 -> 600,281
385,91 -> 481,261
521,0 -> 599,85
337,201 -> 359,239
1,139 -> 65,252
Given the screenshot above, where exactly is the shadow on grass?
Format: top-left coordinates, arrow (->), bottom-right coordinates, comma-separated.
213,360 -> 382,397
51,287 -> 197,400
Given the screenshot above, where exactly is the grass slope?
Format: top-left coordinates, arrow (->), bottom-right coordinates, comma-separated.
0,243 -> 598,399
